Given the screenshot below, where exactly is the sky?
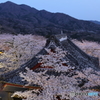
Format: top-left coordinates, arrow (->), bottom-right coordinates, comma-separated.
0,0 -> 100,21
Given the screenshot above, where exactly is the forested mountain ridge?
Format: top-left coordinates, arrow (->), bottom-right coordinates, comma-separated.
0,1 -> 100,42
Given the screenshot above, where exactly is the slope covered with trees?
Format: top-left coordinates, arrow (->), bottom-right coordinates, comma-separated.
0,1 -> 100,42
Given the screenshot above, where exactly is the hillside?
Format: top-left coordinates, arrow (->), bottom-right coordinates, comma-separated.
0,1 -> 100,42
91,20 -> 100,25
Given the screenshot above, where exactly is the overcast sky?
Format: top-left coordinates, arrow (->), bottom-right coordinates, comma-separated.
0,0 -> 100,21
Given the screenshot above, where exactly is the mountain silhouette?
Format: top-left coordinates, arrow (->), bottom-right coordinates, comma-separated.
0,1 -> 100,42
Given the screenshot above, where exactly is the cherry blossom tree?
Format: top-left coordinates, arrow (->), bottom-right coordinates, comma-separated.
73,40 -> 100,64
36,47 -> 75,72
0,34 -> 46,73
12,68 -> 78,100
12,47 -> 100,100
